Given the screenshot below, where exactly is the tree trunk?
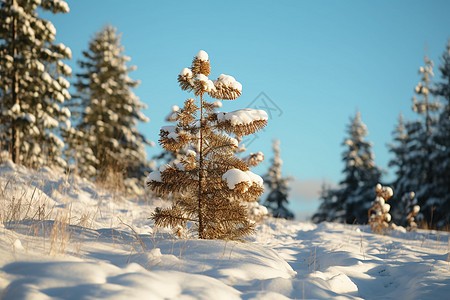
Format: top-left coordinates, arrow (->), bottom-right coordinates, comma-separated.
198,93 -> 205,238
10,0 -> 20,164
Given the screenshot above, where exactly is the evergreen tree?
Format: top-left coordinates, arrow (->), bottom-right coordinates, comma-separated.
0,0 -> 72,168
70,26 -> 152,194
429,40 -> 450,228
317,111 -> 381,224
263,139 -> 294,220
387,114 -> 409,222
147,50 -> 268,240
402,56 -> 441,223
311,182 -> 335,223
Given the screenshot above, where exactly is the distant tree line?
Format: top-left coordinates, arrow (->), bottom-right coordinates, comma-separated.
313,41 -> 450,229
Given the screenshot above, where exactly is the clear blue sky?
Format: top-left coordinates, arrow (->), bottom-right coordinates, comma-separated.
45,0 -> 450,219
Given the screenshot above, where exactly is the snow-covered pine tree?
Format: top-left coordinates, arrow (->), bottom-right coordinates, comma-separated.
429,40 -> 450,228
263,139 -> 294,220
326,111 -> 381,224
368,184 -> 393,234
387,114 -> 409,223
0,0 -> 72,169
402,55 -> 441,224
147,50 -> 268,240
70,25 -> 153,195
311,182 -> 336,223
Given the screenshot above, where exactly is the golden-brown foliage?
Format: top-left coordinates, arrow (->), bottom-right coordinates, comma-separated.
191,57 -> 211,77
177,75 -> 194,92
216,119 -> 268,136
209,85 -> 242,100
148,51 -> 267,240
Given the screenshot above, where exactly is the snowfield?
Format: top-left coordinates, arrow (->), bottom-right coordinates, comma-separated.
1,162 -> 449,299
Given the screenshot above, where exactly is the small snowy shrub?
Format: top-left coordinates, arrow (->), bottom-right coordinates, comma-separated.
402,192 -> 422,231
369,184 -> 393,234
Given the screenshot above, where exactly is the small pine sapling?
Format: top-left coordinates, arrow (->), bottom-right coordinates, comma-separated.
402,192 -> 422,231
368,184 -> 393,234
147,50 -> 268,240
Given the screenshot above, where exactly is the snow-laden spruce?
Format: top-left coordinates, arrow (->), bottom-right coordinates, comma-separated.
313,111 -> 381,224
0,0 -> 72,169
67,26 -> 153,195
395,56 -> 441,224
263,139 -> 294,220
429,40 -> 450,228
147,50 -> 268,240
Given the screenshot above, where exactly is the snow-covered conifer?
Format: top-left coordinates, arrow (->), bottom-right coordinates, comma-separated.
369,184 -> 393,234
311,182 -> 336,223
387,114 -> 409,222
428,41 -> 450,228
70,26 -> 153,195
400,56 -> 441,224
320,111 -> 381,224
263,139 -> 294,220
0,0 -> 72,169
147,50 -> 268,239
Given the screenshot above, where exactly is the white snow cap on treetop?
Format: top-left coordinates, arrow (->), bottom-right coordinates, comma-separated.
214,74 -> 242,92
222,169 -> 263,191
180,68 -> 192,77
196,50 -> 209,61
217,109 -> 268,126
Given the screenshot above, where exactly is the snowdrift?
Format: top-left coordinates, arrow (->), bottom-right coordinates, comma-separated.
1,161 -> 449,299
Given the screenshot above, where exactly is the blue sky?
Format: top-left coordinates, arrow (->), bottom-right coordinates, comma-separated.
45,0 -> 450,219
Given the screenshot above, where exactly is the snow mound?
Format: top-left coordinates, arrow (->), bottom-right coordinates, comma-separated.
196,50 -> 209,61
1,261 -> 240,300
217,109 -> 268,126
222,169 -> 263,190
214,74 -> 242,92
1,161 -> 450,300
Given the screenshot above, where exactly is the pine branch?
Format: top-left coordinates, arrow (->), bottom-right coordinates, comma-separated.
208,85 -> 242,100
152,206 -> 196,228
216,119 -> 268,136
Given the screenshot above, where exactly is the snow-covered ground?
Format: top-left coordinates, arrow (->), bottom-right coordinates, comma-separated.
1,161 -> 449,299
